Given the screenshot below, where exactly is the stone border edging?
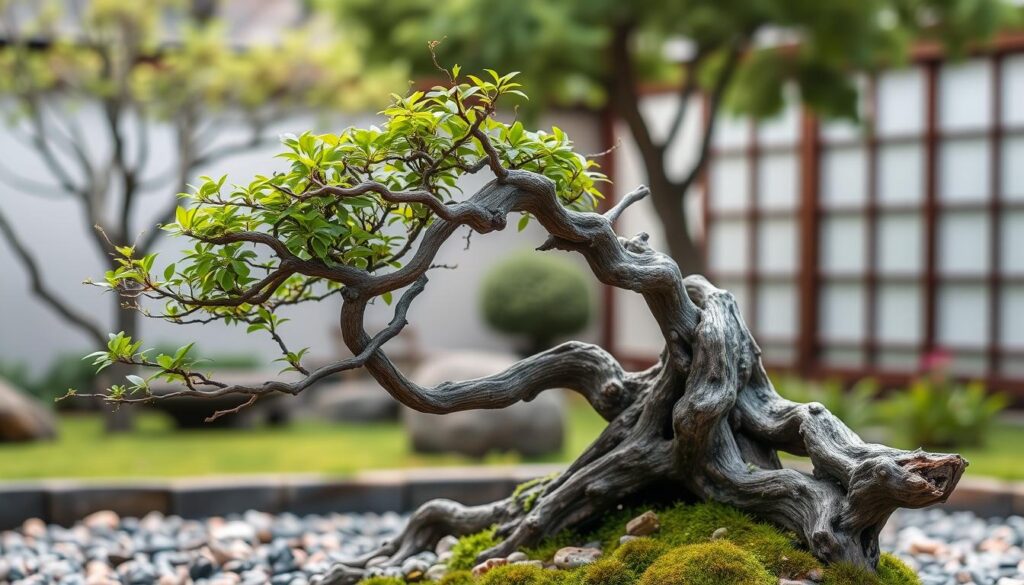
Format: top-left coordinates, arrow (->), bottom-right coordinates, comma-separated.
0,466 -> 1020,530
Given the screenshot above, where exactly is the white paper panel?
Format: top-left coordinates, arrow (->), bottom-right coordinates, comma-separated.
758,217 -> 797,274
761,344 -> 795,366
876,283 -> 923,344
757,100 -> 800,146
1002,286 -> 1024,349
877,213 -> 923,274
1003,54 -> 1024,126
820,283 -> 866,342
713,113 -> 750,149
877,143 -> 924,205
822,348 -> 865,368
877,68 -> 925,137
821,147 -> 867,207
718,280 -> 751,318
708,219 -> 749,273
1002,136 -> 1024,200
820,214 -> 866,273
758,152 -> 798,210
877,350 -> 921,370
949,353 -> 987,376
1002,211 -> 1024,274
710,156 -> 749,211
1002,357 -> 1024,378
939,211 -> 990,275
938,284 -> 990,348
939,139 -> 990,202
757,283 -> 797,338
939,59 -> 992,131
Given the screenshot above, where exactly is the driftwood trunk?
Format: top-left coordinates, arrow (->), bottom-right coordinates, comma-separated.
317,171 -> 967,584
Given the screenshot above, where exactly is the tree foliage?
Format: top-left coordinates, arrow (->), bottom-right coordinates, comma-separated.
0,0 -> 401,348
82,68 -> 605,413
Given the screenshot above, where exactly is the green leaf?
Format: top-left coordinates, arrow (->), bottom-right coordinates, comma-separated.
517,214 -> 530,232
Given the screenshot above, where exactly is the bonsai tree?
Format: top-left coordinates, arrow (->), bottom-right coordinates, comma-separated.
480,252 -> 592,354
79,69 -> 966,582
330,0 -> 1014,272
0,1 -> 398,428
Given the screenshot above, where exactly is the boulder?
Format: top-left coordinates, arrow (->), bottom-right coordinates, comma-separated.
0,379 -> 57,442
307,380 -> 399,423
403,352 -> 565,457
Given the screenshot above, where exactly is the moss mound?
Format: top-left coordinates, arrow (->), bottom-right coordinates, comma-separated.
613,538 -> 670,575
357,501 -> 921,585
478,563 -> 562,585
448,527 -> 500,571
359,578 -> 406,585
637,540 -> 775,585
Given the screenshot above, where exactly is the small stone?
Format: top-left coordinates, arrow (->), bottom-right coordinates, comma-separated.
471,557 -> 507,577
402,557 -> 430,581
83,510 -> 120,531
779,580 -> 814,585
711,527 -> 729,540
22,517 -> 46,539
552,546 -> 602,569
626,511 -> 661,537
425,564 -> 448,581
507,552 -> 528,563
435,535 -> 459,556
805,567 -> 823,582
211,521 -> 257,543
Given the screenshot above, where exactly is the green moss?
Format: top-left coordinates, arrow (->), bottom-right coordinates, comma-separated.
612,538 -> 670,575
437,570 -> 476,585
878,553 -> 922,585
575,557 -> 633,585
638,541 -> 775,585
358,577 -> 406,585
478,563 -> 564,585
449,527 -> 500,571
513,472 -> 560,513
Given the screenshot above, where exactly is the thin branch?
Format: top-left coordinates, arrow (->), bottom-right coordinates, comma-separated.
0,209 -> 105,345
661,48 -> 708,150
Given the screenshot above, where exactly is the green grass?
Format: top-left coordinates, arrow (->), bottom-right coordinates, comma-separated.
0,397 -> 608,480
0,396 -> 1021,481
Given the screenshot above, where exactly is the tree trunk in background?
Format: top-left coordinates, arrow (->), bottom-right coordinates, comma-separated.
647,174 -> 706,277
101,304 -> 137,433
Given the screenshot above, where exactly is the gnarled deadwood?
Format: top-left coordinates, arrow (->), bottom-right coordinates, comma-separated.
315,165 -> 965,584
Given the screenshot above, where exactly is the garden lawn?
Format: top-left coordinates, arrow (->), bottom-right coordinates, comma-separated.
0,398 -> 608,480
0,398 -> 1021,481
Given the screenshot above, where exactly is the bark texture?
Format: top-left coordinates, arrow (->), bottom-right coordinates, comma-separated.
315,170 -> 967,584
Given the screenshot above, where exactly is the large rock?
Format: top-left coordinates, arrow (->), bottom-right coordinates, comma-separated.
307,380 -> 399,423
403,352 -> 565,457
0,379 -> 57,442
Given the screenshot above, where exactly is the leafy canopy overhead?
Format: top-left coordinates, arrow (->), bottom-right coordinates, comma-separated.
82,68 -> 606,402
330,0 -> 1015,119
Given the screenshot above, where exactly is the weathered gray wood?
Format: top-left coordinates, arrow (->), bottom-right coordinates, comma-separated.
311,167 -> 966,584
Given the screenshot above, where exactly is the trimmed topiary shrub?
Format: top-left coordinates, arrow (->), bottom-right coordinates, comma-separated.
479,252 -> 592,353
638,540 -> 775,585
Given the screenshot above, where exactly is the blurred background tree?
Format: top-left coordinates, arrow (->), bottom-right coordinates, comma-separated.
330,0 -> 1017,273
0,0 -> 401,429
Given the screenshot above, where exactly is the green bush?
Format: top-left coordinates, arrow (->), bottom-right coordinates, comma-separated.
479,252 -> 592,353
773,376 -> 880,431
880,377 -> 1007,448
637,541 -> 775,585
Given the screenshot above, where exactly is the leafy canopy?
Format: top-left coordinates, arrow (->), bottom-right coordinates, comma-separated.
82,67 -> 606,399
329,0 -> 1016,120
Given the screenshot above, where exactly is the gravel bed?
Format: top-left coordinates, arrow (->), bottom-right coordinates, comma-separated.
2,507 -> 1024,584
882,508 -> 1024,585
0,510 -> 407,584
